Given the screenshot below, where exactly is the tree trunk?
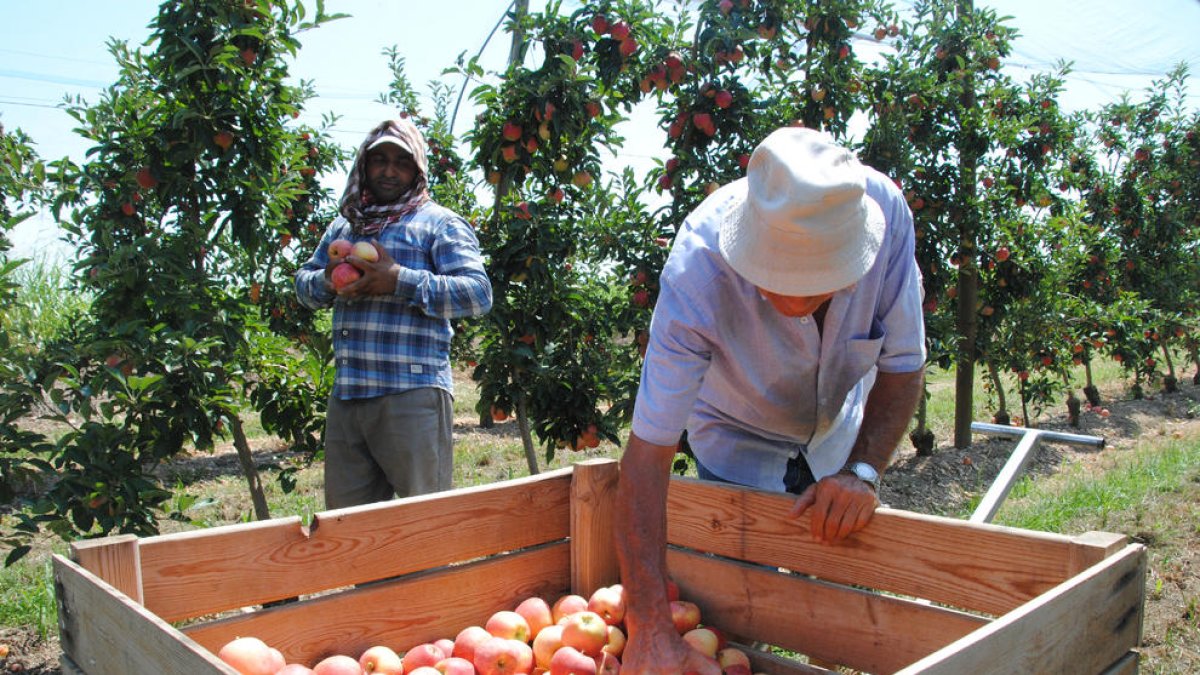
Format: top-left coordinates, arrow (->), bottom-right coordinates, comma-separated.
515,392 -> 540,475
952,0 -> 980,448
230,415 -> 271,521
987,361 -> 1009,424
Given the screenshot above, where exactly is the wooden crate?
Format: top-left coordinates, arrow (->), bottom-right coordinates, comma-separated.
54,458 -> 1145,674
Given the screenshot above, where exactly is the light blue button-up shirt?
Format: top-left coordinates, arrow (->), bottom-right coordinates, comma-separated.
631,168 -> 926,491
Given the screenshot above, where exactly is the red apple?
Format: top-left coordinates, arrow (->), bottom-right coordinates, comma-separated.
277,665 -> 316,675
549,646 -> 597,675
214,130 -> 235,150
515,596 -> 555,639
561,611 -> 609,656
135,167 -> 157,189
594,652 -> 620,675
331,262 -> 362,291
618,38 -> 638,57
587,585 -> 626,626
359,645 -> 403,674
433,639 -> 456,660
408,669 -> 440,675
434,657 -> 475,675
722,665 -> 752,675
502,122 -> 523,142
313,654 -> 366,675
591,14 -> 609,35
351,240 -> 380,262
682,628 -> 720,658
403,644 -> 447,673
608,21 -> 630,40
552,594 -> 589,623
328,238 -> 353,259
217,637 -> 286,675
669,601 -> 702,634
665,578 -> 680,601
571,171 -> 593,188
473,637 -> 533,675
454,625 -> 493,663
714,90 -> 733,109
121,202 -> 136,216
501,144 -> 519,163
486,610 -> 532,642
532,624 -> 565,670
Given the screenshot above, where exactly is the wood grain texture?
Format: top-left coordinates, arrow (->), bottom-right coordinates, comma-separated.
667,548 -> 989,674
666,477 -> 1127,615
138,468 -> 573,622
70,534 -> 142,604
54,554 -> 236,675
895,544 -> 1146,675
181,541 -> 572,667
570,458 -> 621,595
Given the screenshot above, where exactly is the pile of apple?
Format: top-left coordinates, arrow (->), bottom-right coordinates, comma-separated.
327,238 -> 380,291
216,581 -> 763,674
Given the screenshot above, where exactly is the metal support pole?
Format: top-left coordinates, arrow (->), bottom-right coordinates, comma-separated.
967,423 -> 1105,524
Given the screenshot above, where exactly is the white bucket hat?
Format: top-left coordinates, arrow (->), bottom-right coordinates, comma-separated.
719,127 -> 885,296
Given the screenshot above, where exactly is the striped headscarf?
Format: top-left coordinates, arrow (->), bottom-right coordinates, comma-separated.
339,118 -> 431,236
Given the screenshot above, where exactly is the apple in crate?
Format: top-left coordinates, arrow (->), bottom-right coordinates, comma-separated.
669,600 -> 702,633
682,627 -> 720,658
434,639 -> 456,659
486,609 -> 532,642
586,585 -> 626,625
515,596 -> 555,638
473,636 -> 534,675
603,625 -> 626,657
532,624 -> 565,669
551,593 -> 589,623
453,625 -> 492,662
216,636 -> 285,675
560,611 -> 608,656
717,646 -> 751,671
549,645 -> 596,675
357,645 -> 402,674
434,657 -> 475,675
277,665 -> 316,675
401,643 -> 446,673
313,653 -> 366,674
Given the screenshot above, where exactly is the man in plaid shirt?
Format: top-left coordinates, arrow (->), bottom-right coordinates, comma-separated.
296,118 -> 492,508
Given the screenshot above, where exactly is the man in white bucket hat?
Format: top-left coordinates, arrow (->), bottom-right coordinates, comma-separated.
615,127 -> 926,674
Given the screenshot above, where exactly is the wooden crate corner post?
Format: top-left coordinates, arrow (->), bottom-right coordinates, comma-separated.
569,458 -> 621,597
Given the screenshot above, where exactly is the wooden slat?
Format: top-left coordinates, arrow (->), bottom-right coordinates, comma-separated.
570,458 -> 621,596
667,548 -> 989,675
734,642 -> 830,675
139,468 -> 573,622
895,544 -> 1146,675
53,554 -> 235,675
1099,651 -> 1139,675
666,477 -> 1125,615
183,541 -> 572,667
70,534 -> 142,604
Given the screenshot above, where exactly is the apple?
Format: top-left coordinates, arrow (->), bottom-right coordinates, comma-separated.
682,628 -> 720,658
352,241 -> 380,262
313,654 -> 366,675
602,625 -> 625,657
722,666 -> 752,675
434,657 -> 475,675
532,624 -> 564,669
552,594 -> 589,623
587,585 -> 626,626
135,167 -> 158,189
408,669 -> 441,675
591,14 -> 609,35
121,202 -> 136,216
328,238 -> 353,259
670,601 -> 702,634
561,611 -> 608,656
402,643 -> 447,673
240,48 -> 257,65
618,38 -> 638,57
608,21 -> 630,40
434,639 -> 457,660
454,625 -> 494,662
501,144 -> 519,163
717,647 -> 751,670
473,637 -> 534,675
277,665 -> 316,675
715,90 -> 733,109
515,596 -> 555,639
217,636 -> 286,675
665,578 -> 680,601
502,122 -> 523,142
214,130 -> 235,150
358,645 -> 403,674
331,262 -> 362,290
571,171 -> 593,188
549,646 -> 597,675
486,609 -> 532,642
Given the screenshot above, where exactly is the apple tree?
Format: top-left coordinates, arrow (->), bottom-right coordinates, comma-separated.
10,0 -> 346,551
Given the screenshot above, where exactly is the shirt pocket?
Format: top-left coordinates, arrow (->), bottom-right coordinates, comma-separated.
386,230 -> 431,270
821,325 -> 885,414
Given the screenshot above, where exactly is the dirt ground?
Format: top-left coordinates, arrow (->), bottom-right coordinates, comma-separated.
2,379 -> 1198,674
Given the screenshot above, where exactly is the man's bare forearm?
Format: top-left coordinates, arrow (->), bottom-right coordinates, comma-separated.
850,367 -> 925,473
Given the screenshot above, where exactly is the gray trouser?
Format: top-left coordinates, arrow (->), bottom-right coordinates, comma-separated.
323,388 -> 453,509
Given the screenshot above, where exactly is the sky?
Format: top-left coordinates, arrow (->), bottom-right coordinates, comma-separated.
3,0 -> 1199,262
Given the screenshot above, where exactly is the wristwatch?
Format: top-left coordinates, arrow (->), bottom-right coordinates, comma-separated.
840,461 -> 881,492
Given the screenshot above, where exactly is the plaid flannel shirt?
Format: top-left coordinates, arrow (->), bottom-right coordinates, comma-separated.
295,202 -> 492,400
